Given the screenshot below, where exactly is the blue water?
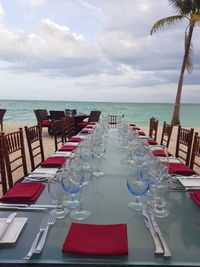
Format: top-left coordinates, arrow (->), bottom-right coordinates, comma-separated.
0,99 -> 199,127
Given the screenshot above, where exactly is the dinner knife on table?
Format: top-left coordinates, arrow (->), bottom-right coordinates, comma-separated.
150,212 -> 172,258
142,209 -> 164,255
0,212 -> 17,239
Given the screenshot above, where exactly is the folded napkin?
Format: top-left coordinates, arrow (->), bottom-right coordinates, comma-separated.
89,122 -> 97,125
168,163 -> 195,176
85,125 -> 93,129
62,223 -> 128,256
147,140 -> 158,145
59,145 -> 77,152
190,191 -> 200,206
80,129 -> 91,134
68,137 -> 83,142
0,182 -> 45,204
78,121 -> 88,126
138,131 -> 145,136
41,156 -> 65,168
131,127 -> 141,130
152,149 -> 166,157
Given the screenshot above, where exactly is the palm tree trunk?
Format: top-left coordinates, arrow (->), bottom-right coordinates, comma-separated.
171,22 -> 194,125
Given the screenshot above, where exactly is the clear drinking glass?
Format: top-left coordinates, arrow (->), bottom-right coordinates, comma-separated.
48,172 -> 69,219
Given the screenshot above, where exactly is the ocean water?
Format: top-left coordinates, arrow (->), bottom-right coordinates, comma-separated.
0,99 -> 200,127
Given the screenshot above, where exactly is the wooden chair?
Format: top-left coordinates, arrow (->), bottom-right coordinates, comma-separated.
34,109 -> 52,134
51,120 -> 63,151
2,128 -> 28,190
61,117 -> 71,143
175,126 -> 194,166
0,134 -> 8,194
190,132 -> 200,174
25,124 -> 45,171
77,110 -> 101,131
160,121 -> 173,148
49,110 -> 65,120
0,109 -> 6,131
149,117 -> 158,141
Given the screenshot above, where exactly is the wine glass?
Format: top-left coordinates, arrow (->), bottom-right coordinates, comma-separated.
127,165 -> 149,211
48,172 -> 69,219
69,160 -> 93,220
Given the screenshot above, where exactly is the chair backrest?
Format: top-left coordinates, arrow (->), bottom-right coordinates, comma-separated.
3,128 -> 28,189
34,109 -> 48,123
67,116 -> 76,137
61,117 -> 71,143
88,110 -> 101,123
190,132 -> 200,173
175,126 -> 194,166
49,110 -> 65,120
0,109 -> 6,131
149,117 -> 159,141
51,120 -> 63,151
160,121 -> 173,148
25,124 -> 45,171
0,134 -> 8,194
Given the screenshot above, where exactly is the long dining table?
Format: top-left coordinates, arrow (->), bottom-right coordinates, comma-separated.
0,128 -> 200,266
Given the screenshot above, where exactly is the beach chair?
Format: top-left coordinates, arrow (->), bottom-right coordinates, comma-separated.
2,128 -> 28,190
34,109 -> 52,134
0,134 -> 8,194
49,110 -> 65,120
25,124 -> 45,171
190,132 -> 200,174
175,126 -> 194,166
149,117 -> 158,141
160,121 -> 173,148
0,109 -> 6,132
77,110 -> 101,131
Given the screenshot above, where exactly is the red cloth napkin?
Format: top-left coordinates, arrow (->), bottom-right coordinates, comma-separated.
68,137 -> 83,142
41,156 -> 65,167
131,127 -> 141,130
80,129 -> 91,134
59,145 -> 77,152
190,192 -> 200,206
78,121 -> 88,126
138,131 -> 145,136
62,223 -> 128,256
85,125 -> 93,129
168,163 -> 195,176
41,119 -> 51,126
152,149 -> 166,157
0,182 -> 45,204
147,140 -> 157,145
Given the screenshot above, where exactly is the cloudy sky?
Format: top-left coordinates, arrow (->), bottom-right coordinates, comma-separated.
0,0 -> 199,103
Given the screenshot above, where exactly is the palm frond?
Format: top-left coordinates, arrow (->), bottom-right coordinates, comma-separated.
168,0 -> 200,15
150,15 -> 185,35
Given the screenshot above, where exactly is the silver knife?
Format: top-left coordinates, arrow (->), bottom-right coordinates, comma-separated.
142,209 -> 164,255
150,212 -> 172,258
0,203 -> 56,209
0,212 -> 17,239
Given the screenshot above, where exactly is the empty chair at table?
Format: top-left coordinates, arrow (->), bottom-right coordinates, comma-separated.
51,120 -> 63,151
0,109 -> 6,132
190,132 -> 200,174
34,109 -> 51,128
149,117 -> 159,141
160,121 -> 173,148
25,124 -> 45,171
175,126 -> 194,166
77,110 -> 101,130
61,117 -> 71,143
2,128 -> 28,190
0,134 -> 8,194
108,114 -> 124,128
49,110 -> 65,120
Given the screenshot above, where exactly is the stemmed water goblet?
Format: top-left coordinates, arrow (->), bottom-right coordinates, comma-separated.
48,172 -> 69,219
69,158 -> 93,220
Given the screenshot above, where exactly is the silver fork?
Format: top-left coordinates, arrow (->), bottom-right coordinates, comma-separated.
34,210 -> 57,253
23,214 -> 49,260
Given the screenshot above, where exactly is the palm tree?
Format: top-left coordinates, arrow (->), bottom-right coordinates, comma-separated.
150,0 -> 200,125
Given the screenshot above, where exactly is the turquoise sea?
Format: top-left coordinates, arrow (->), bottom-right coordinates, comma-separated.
0,99 -> 200,127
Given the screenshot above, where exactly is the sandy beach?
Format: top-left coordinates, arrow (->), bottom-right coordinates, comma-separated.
2,122 -> 200,192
